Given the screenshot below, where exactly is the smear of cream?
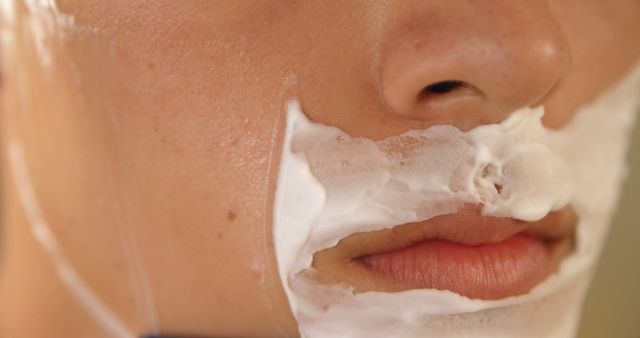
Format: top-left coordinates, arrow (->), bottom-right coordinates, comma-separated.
1,1 -> 160,334
274,63 -> 640,338
22,0 -> 75,67
8,143 -> 136,338
0,0 -> 14,25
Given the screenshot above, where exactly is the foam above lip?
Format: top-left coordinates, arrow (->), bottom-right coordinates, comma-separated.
273,63 -> 640,338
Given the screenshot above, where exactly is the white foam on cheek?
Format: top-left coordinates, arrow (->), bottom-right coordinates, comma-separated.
274,63 -> 640,338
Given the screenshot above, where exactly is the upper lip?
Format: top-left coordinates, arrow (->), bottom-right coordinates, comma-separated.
315,204 -> 577,261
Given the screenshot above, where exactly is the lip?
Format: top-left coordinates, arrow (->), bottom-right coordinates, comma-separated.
310,204 -> 577,300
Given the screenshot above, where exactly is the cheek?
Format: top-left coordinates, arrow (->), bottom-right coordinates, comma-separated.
101,54 -> 291,330
54,0 -> 295,284
115,117 -> 281,328
542,0 -> 640,128
10,1 -> 297,331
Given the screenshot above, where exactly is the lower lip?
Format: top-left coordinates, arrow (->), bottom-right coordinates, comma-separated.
359,234 -> 570,300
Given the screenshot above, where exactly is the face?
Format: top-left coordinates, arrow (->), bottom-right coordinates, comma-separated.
2,0 -> 639,337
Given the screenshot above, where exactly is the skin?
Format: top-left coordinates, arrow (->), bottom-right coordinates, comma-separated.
0,0 -> 638,337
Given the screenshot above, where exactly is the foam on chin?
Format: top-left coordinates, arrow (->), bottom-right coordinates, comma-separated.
273,63 -> 640,338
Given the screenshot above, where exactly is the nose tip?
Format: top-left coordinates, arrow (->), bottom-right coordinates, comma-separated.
379,2 -> 571,129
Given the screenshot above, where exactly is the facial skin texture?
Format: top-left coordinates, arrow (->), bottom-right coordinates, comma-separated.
0,0 -> 639,337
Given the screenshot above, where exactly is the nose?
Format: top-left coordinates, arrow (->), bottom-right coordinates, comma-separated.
379,1 -> 571,130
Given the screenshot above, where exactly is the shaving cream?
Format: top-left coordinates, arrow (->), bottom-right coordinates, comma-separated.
274,63 -> 640,338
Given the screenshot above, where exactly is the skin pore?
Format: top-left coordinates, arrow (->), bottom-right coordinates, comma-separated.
0,0 -> 639,337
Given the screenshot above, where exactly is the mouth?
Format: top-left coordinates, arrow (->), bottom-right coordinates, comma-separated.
310,205 -> 577,300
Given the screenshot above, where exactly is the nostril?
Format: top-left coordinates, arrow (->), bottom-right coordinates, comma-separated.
418,80 -> 484,104
423,80 -> 465,94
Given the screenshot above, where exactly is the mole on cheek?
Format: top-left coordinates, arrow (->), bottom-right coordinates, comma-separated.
215,210 -> 238,239
227,210 -> 237,222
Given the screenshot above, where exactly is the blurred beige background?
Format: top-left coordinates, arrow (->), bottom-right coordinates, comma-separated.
578,114 -> 640,338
